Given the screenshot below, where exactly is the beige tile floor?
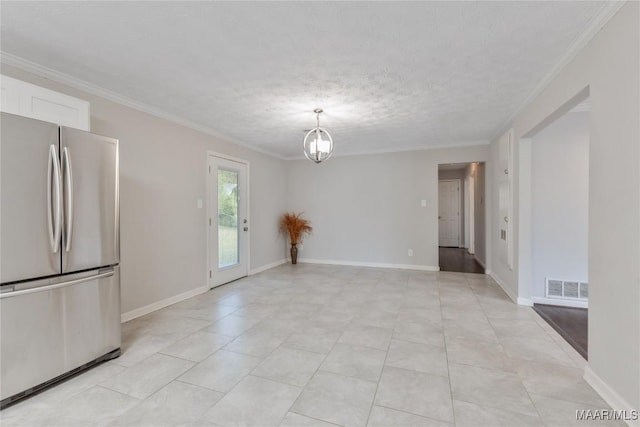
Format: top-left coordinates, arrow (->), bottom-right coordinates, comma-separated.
0,264 -> 621,427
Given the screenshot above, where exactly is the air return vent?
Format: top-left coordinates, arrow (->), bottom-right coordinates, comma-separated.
546,278 -> 588,301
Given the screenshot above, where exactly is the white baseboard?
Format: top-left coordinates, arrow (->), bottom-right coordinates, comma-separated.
584,366 -> 640,427
298,258 -> 440,272
249,259 -> 287,275
121,285 -> 209,323
474,255 -> 486,269
531,296 -> 588,308
489,272 -> 518,304
122,259 -> 288,323
517,297 -> 534,306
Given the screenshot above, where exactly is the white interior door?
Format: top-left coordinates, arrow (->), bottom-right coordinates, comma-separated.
438,180 -> 460,247
208,154 -> 249,287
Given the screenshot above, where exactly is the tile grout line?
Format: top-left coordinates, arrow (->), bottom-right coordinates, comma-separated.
274,303 -> 360,426
470,275 -> 548,425
286,409 -> 343,426
530,307 -> 588,368
363,276 -> 404,427
441,274 -> 458,427
374,402 -> 457,425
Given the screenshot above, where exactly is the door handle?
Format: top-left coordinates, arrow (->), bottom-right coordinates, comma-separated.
0,270 -> 114,299
47,144 -> 62,253
62,147 -> 74,252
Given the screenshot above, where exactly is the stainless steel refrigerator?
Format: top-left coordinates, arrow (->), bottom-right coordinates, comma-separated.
0,112 -> 121,407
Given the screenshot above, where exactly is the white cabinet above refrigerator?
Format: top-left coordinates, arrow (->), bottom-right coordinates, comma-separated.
0,74 -> 90,131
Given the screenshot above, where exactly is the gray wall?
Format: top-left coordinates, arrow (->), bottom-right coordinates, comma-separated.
469,162 -> 486,266
287,145 -> 490,269
1,64 -> 288,315
532,111 -> 589,298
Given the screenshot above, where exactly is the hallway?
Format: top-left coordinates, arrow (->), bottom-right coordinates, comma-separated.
439,247 -> 485,274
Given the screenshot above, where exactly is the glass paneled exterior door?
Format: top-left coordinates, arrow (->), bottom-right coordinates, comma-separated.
208,155 -> 248,287
217,168 -> 239,268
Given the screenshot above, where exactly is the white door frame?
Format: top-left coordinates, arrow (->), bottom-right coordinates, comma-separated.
464,177 -> 470,249
469,174 -> 475,254
438,179 -> 461,247
206,151 -> 250,288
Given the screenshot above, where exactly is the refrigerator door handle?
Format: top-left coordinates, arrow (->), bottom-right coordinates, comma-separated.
62,147 -> 74,252
0,269 -> 114,299
47,144 -> 62,253
115,142 -> 120,263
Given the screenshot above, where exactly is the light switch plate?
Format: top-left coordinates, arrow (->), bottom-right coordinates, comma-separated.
421,200 -> 427,207
197,199 -> 203,209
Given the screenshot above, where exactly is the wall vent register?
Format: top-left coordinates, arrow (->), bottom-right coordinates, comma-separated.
546,278 -> 588,300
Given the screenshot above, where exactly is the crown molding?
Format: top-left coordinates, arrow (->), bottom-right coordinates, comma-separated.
283,140 -> 490,161
569,100 -> 590,114
490,1 -> 626,142
0,51 -> 287,160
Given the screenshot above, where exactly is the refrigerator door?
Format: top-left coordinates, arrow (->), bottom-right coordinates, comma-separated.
0,267 -> 121,403
60,127 -> 119,273
1,113 -> 62,284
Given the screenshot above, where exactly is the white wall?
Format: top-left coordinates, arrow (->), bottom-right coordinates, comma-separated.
490,2 -> 639,412
531,111 -> 589,298
438,168 -> 466,246
287,145 -> 490,269
469,162 -> 487,266
1,65 -> 288,315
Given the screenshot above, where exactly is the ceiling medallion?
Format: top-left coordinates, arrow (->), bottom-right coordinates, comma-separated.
302,108 -> 333,164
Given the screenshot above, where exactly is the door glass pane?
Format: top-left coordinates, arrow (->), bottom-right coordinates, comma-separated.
218,169 -> 239,268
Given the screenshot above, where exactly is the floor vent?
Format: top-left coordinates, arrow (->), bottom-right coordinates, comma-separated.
546,278 -> 588,300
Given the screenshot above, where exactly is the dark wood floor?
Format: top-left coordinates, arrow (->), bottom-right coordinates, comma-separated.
533,304 -> 588,360
438,247 -> 485,274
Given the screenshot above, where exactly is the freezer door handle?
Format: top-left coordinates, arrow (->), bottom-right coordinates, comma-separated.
115,142 -> 120,263
47,144 -> 63,253
62,147 -> 74,252
0,270 -> 114,299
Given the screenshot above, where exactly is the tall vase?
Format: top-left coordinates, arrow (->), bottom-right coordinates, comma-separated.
290,243 -> 298,265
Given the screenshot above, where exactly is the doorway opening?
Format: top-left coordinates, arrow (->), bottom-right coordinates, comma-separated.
438,162 -> 486,274
522,94 -> 590,358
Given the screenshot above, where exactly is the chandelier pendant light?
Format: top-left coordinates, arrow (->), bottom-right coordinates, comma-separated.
303,108 -> 334,164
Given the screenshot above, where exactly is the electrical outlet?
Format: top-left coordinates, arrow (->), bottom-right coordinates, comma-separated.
299,244 -> 303,251
408,249 -> 413,257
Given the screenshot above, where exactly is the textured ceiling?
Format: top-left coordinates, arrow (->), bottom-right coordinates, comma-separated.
1,2 -> 606,158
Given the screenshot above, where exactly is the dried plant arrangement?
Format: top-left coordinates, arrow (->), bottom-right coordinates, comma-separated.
279,212 -> 312,264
